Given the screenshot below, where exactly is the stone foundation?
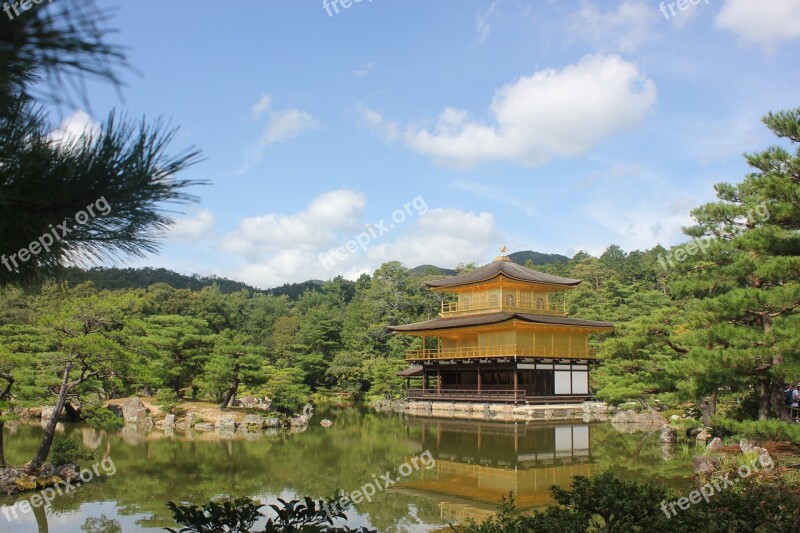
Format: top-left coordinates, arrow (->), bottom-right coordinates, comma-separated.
375,399 -> 609,423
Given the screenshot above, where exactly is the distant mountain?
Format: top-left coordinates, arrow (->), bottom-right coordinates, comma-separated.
266,280 -> 324,299
508,250 -> 570,266
408,264 -> 457,278
59,266 -> 315,297
60,267 -> 263,294
407,251 -> 569,278
60,250 -> 568,297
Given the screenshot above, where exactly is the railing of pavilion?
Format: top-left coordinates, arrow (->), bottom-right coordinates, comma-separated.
405,344 -> 598,361
440,298 -> 566,316
406,388 -> 526,402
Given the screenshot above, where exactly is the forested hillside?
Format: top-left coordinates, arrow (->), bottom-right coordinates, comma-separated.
1,108 -> 798,431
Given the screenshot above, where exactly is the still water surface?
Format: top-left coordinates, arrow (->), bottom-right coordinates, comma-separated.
1,406 -> 696,532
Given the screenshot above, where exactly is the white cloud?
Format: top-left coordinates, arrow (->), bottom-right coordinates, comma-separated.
716,0 -> 800,48
576,164 -> 709,251
352,62 -> 374,78
233,95 -> 322,174
476,0 -> 499,43
49,109 -> 101,145
221,190 -> 499,288
251,94 -> 321,146
366,208 -> 499,268
403,54 -> 657,168
221,190 -> 366,260
354,104 -> 401,142
169,209 -> 215,242
569,1 -> 655,52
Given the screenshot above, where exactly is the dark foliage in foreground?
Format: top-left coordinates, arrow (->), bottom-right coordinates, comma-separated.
165,496 -> 377,533
451,471 -> 800,533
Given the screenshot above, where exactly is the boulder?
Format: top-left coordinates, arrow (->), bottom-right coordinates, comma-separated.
54,464 -> 79,482
185,412 -> 200,428
238,414 -> 266,432
216,414 -> 237,433
669,414 -> 681,421
320,419 -> 333,427
122,397 -> 149,424
740,439 -> 756,454
611,410 -> 667,426
40,406 -> 56,421
238,396 -> 259,408
164,414 -> 176,427
706,437 -> 723,453
752,446 -> 771,461
290,415 -> 309,427
695,428 -> 713,443
693,455 -> 719,475
194,423 -> 215,432
264,418 -> 282,428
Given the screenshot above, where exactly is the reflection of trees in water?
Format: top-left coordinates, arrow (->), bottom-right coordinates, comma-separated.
81,515 -> 122,533
32,502 -> 48,533
1,414 -> 697,531
2,411 -> 445,531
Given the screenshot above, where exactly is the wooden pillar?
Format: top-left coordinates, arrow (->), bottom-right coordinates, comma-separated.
514,364 -> 519,404
422,371 -> 427,392
477,362 -> 482,394
436,365 -> 441,394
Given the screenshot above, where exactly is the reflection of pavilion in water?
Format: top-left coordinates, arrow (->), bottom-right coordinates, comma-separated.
397,419 -> 595,525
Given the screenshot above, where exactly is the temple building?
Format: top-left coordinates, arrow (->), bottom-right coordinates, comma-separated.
391,252 -> 613,404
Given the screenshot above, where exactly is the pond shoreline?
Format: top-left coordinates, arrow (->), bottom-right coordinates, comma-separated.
374,398 -> 611,423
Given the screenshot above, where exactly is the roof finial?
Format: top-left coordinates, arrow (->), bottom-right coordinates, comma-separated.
495,246 -> 511,262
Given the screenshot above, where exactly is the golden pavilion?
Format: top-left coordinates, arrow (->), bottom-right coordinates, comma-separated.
391,252 -> 613,403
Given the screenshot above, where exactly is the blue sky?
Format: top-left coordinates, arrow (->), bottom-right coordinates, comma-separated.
54,0 -> 800,288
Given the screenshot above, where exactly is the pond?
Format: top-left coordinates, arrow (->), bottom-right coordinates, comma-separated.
1,407 -> 698,532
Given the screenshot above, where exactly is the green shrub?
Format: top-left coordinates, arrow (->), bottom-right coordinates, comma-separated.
156,389 -> 182,415
82,403 -> 124,431
50,434 -> 95,466
452,471 -> 800,532
712,417 -> 800,444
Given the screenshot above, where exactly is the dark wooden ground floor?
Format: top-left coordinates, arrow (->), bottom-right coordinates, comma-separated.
403,359 -> 594,404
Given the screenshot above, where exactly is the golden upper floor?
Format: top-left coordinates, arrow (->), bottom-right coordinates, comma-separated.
427,257 -> 581,318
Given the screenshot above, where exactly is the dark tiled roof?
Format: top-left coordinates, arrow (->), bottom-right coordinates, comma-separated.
426,260 -> 581,289
396,365 -> 423,376
389,312 -> 613,332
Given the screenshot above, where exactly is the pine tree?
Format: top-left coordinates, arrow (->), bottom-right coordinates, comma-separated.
670,107 -> 800,420
0,0 -> 203,286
